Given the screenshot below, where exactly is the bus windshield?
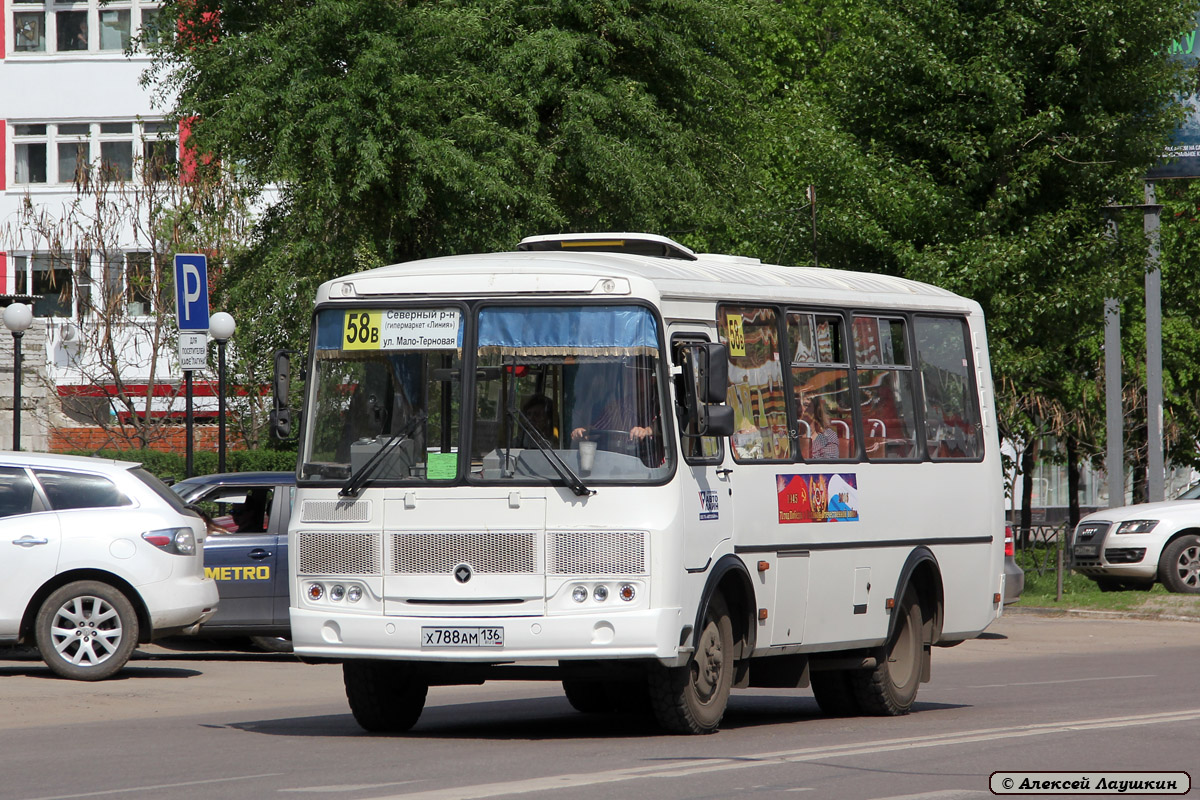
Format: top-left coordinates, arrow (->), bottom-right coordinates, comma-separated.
302,308 -> 464,483
300,303 -> 672,486
471,305 -> 671,483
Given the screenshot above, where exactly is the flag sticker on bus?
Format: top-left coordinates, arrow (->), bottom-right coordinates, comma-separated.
777,473 -> 859,523
342,309 -> 463,351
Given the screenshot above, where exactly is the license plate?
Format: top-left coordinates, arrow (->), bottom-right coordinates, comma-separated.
421,626 -> 504,648
1074,545 -> 1098,557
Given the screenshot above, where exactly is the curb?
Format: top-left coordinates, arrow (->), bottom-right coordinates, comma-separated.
1006,605 -> 1200,623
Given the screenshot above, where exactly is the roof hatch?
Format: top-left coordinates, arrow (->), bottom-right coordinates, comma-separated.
517,232 -> 697,261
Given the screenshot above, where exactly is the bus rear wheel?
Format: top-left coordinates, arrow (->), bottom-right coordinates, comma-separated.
851,587 -> 924,716
343,661 -> 428,733
648,593 -> 733,734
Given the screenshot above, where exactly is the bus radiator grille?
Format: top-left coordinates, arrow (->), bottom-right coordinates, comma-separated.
546,531 -> 647,576
298,532 -> 380,574
300,500 -> 371,523
389,532 -> 539,574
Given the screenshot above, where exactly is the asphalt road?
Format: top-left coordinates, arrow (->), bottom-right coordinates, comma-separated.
1,613 -> 1197,800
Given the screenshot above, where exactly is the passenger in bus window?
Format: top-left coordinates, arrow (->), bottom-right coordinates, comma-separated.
807,398 -> 840,459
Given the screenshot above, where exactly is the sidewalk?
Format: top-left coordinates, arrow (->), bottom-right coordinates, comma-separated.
1008,596 -> 1200,623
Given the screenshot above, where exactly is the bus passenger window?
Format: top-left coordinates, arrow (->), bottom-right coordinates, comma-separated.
720,306 -> 789,461
787,312 -> 854,460
916,316 -> 983,459
854,316 -> 917,460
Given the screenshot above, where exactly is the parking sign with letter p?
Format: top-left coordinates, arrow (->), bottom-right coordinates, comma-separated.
175,254 -> 210,331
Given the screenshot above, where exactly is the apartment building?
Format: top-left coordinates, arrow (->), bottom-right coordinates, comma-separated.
0,0 -> 223,451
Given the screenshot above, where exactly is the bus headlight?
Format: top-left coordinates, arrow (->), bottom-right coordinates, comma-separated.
593,585 -> 609,602
330,584 -> 346,601
571,585 -> 589,603
346,585 -> 362,603
307,583 -> 324,601
619,584 -> 636,602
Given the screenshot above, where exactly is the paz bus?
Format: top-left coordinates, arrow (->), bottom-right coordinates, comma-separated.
275,232 -> 1005,735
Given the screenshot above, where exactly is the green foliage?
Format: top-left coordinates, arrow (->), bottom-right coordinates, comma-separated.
63,448 -> 298,484
143,0 -> 1200,469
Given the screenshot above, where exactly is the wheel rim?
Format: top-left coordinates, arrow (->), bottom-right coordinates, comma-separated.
1175,544 -> 1200,588
888,606 -> 919,689
690,620 -> 724,704
49,595 -> 124,668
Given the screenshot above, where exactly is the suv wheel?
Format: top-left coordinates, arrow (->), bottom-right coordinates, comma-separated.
35,581 -> 139,681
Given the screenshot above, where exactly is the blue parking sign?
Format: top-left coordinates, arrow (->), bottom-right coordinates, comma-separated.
175,254 -> 210,331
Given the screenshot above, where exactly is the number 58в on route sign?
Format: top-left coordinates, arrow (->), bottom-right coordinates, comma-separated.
341,309 -> 463,351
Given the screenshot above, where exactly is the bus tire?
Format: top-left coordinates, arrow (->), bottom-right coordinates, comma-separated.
851,587 -> 923,716
562,680 -> 610,714
648,593 -> 733,734
343,661 -> 428,733
810,669 -> 861,716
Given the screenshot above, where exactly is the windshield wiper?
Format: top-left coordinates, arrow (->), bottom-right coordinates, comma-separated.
509,406 -> 594,497
340,414 -> 427,498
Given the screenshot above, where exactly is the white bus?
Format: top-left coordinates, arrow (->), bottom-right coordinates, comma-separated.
278,232 -> 1006,735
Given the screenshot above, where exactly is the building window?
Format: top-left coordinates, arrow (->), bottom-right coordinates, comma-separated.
57,123 -> 91,185
13,11 -> 45,52
56,8 -> 87,51
142,122 -> 178,182
124,252 -> 156,316
10,120 -> 176,187
6,1 -> 160,55
99,9 -> 131,50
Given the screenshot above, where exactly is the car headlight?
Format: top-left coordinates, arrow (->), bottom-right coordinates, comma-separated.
1115,519 -> 1160,534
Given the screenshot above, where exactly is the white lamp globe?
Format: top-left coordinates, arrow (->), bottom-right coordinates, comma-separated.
3,303 -> 33,334
209,311 -> 236,342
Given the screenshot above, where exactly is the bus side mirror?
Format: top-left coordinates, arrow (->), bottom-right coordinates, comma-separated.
699,404 -> 735,437
697,343 -> 728,404
271,349 -> 293,440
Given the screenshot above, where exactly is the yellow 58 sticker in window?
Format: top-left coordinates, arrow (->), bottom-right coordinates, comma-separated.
341,309 -> 463,351
343,311 -> 382,350
726,314 -> 747,357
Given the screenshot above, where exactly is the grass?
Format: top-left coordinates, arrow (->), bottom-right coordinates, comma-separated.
1012,548 -> 1200,618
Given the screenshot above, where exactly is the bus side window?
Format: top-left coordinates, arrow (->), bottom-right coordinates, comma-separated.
719,306 -> 790,461
787,311 -> 854,461
672,336 -> 722,463
916,316 -> 983,459
853,315 -> 917,460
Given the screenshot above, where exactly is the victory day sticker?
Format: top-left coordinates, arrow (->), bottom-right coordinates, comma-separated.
777,473 -> 859,524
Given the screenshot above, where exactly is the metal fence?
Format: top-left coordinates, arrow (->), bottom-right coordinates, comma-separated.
1013,523 -> 1073,600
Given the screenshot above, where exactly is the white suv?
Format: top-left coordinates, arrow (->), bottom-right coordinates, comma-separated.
0,453 -> 219,679
1073,490 -> 1200,593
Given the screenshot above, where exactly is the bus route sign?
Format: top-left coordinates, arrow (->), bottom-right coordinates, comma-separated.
342,309 -> 462,351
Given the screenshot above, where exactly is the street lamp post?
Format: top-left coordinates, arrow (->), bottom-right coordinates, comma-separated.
209,312 -> 236,472
3,303 -> 33,451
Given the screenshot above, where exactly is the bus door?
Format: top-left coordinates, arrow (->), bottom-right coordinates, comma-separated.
673,334 -> 733,571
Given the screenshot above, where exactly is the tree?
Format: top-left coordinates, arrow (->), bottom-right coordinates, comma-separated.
145,0 -> 773,358
740,0 -> 1198,512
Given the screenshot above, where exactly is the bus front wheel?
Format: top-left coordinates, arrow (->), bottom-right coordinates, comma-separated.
343,661 -> 428,733
851,586 -> 924,715
648,593 -> 733,734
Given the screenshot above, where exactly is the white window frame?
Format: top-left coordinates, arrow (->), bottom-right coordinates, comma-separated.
6,0 -> 161,57
9,119 -> 178,187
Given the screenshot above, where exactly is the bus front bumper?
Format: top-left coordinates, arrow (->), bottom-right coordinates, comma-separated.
290,606 -> 687,664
